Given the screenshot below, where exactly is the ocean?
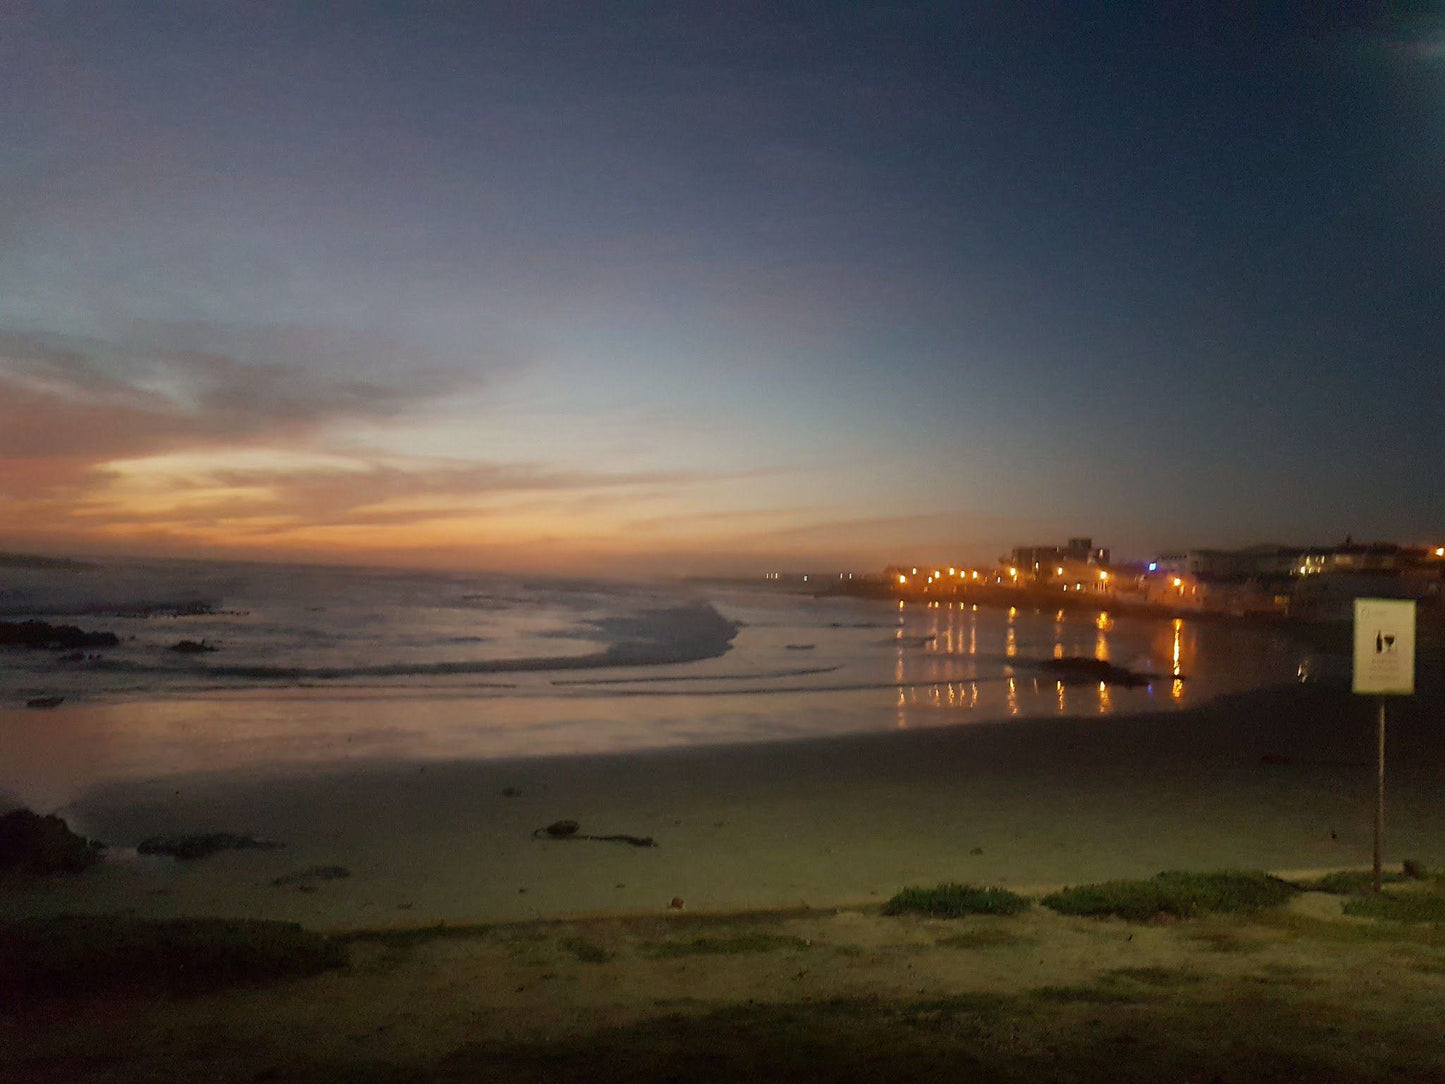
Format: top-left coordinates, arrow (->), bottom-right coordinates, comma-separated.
1,557 -> 1321,809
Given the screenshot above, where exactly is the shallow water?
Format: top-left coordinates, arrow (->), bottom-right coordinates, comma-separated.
0,560 -> 1322,809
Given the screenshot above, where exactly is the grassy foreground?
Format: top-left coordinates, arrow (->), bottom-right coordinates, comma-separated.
4,873 -> 1445,1082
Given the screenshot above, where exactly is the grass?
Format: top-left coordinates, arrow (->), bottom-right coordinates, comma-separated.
641,933 -> 812,958
1041,871 -> 1297,921
0,916 -> 346,1002
1342,893 -> 1445,924
883,883 -> 1031,918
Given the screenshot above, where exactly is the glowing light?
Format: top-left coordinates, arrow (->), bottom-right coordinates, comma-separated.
1056,566 -> 1064,576
1436,547 -> 1444,557
1098,570 -> 1108,581
1148,562 -> 1158,572
1172,577 -> 1183,588
898,574 -> 908,584
1008,567 -> 1018,577
948,567 -> 956,576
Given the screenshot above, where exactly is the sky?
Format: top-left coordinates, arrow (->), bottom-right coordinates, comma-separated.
1,4 -> 1442,575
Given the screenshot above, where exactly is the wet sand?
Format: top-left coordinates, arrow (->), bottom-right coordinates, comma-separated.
3,683 -> 1442,928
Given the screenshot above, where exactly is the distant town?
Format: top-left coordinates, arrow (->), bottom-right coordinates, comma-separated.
763,537 -> 1445,621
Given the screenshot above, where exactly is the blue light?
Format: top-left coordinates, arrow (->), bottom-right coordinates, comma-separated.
1148,562 -> 1158,572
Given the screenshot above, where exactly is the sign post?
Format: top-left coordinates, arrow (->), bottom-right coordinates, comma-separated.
1352,599 -> 1416,893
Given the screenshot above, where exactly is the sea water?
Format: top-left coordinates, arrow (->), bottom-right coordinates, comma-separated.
0,558 -> 1318,808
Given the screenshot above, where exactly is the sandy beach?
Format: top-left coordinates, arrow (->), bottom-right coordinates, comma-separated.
4,682 -> 1442,929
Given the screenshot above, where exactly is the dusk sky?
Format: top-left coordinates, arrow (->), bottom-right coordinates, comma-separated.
2,5 -> 1441,575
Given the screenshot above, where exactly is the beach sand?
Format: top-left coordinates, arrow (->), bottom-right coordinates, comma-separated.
4,683 -> 1442,929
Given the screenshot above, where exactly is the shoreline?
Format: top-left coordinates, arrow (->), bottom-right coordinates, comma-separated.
4,681 -> 1442,930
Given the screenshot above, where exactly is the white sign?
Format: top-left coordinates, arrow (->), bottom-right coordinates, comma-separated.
1353,598 -> 1416,695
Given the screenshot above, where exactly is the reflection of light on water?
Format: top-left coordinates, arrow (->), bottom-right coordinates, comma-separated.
1095,629 -> 1109,662
1095,612 -> 1113,631
970,682 -> 979,708
1171,618 -> 1184,701
1098,680 -> 1111,713
1006,676 -> 1018,716
1056,680 -> 1065,712
1053,642 -> 1064,658
968,612 -> 977,655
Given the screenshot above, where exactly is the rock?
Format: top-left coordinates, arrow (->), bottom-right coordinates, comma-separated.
0,619 -> 119,650
544,819 -> 580,838
1037,656 -> 1157,687
24,696 -> 65,709
0,809 -> 103,873
970,847 -> 984,855
137,833 -> 282,860
168,640 -> 218,654
669,897 -> 685,910
271,865 -> 350,887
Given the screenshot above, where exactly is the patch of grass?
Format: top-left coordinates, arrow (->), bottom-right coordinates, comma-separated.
0,916 -> 346,1002
933,927 -> 1031,950
883,883 -> 1031,918
560,937 -> 614,964
1292,869 -> 1408,894
1342,893 -> 1445,924
642,933 -> 811,958
1041,871 -> 1297,921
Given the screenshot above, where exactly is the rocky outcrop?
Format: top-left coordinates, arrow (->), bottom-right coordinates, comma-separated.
168,640 -> 219,654
0,809 -> 103,873
0,620 -> 118,650
1035,656 -> 1159,687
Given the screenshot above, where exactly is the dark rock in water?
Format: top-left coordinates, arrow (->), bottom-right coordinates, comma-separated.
271,865 -> 351,887
544,819 -> 580,838
169,639 -> 218,654
784,643 -> 816,651
1037,656 -> 1157,687
0,809 -> 103,873
25,696 -> 65,709
137,833 -> 282,860
0,619 -> 119,650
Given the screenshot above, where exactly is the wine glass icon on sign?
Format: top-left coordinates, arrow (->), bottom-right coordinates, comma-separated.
1384,634 -> 1396,653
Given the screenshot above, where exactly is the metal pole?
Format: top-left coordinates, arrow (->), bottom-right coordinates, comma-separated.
1373,698 -> 1386,894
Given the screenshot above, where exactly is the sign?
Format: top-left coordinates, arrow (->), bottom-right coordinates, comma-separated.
1353,598 -> 1416,696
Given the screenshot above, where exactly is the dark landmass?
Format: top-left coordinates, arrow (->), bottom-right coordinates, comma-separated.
0,810 -> 103,874
23,696 -> 65,709
0,619 -> 119,650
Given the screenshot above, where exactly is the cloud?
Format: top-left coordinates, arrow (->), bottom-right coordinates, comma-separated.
0,324 -> 454,465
